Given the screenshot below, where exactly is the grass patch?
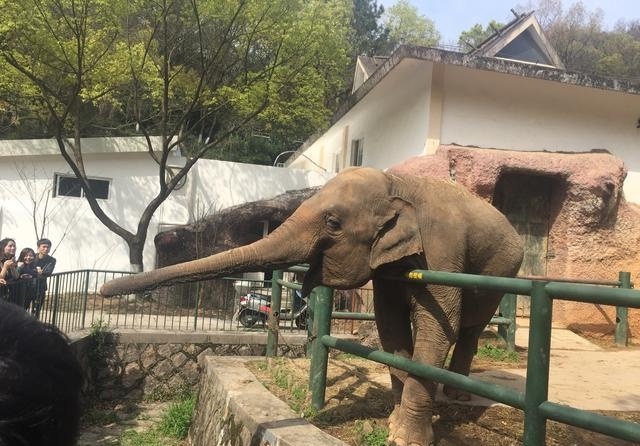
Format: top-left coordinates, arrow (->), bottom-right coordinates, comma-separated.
353,420 -> 389,446
119,428 -> 180,446
476,343 -> 519,362
144,383 -> 192,402
249,358 -> 315,418
158,394 -> 196,439
83,391 -> 196,446
82,407 -> 119,426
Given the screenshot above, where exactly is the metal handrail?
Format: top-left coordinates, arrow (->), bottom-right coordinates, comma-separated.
309,270 -> 640,445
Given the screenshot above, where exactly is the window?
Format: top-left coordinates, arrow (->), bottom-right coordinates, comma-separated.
54,174 -> 111,199
350,139 -> 363,166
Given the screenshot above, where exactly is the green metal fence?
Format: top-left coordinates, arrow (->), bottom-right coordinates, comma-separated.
307,269 -> 640,446
1,268 -> 340,334
0,269 -> 272,332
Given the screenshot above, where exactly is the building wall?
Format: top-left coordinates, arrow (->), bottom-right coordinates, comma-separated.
290,59 -> 432,172
0,147 -> 329,273
291,58 -> 640,203
440,65 -> 640,202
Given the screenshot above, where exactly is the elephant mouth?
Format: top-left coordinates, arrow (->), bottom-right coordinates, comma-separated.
301,256 -> 371,297
301,260 -> 322,297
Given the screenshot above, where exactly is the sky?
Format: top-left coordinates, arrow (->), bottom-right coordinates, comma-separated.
380,0 -> 640,44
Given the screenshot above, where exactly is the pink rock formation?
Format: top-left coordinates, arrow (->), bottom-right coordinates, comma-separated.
390,145 -> 640,340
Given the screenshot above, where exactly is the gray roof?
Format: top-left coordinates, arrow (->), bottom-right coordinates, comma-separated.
339,44 -> 640,122
469,11 -> 565,69
287,44 -> 640,165
357,55 -> 389,77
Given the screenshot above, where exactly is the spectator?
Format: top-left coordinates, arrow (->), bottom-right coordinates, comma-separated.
33,238 -> 56,318
17,247 -> 38,312
0,300 -> 83,446
0,238 -> 19,305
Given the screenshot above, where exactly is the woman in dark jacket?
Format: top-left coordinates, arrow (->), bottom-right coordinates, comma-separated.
0,238 -> 20,305
17,247 -> 37,311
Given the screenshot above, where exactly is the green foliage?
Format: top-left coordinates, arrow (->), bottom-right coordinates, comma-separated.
350,0 -> 389,57
88,319 -> 111,364
158,393 -> 196,439
520,0 -> 640,79
0,0 -> 351,270
354,420 -> 389,446
458,21 -> 505,50
384,0 -> 440,47
476,343 -> 519,362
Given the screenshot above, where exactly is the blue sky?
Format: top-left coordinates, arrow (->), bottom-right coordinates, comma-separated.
379,0 -> 640,44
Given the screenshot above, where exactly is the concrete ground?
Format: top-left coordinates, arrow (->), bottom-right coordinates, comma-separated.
442,320 -> 640,411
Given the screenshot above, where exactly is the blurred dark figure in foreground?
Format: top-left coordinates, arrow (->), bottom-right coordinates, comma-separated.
0,301 -> 83,446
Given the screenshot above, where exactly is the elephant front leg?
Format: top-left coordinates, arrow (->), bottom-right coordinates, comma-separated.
372,278 -> 413,421
388,285 -> 461,446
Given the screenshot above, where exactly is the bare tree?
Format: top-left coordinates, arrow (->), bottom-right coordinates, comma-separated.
0,0 -> 349,271
1,164 -> 83,254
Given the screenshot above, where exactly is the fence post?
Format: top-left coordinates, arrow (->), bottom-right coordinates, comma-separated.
309,286 -> 333,410
498,293 -> 517,352
615,271 -> 631,347
50,275 -> 61,327
523,280 -> 553,446
266,270 -> 283,358
81,270 -> 90,329
306,289 -> 316,359
193,281 -> 201,331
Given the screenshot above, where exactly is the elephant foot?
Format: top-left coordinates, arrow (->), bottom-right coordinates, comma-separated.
443,385 -> 471,401
387,405 -> 434,446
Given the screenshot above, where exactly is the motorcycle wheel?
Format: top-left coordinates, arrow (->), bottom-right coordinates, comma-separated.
294,310 -> 307,329
239,310 -> 259,327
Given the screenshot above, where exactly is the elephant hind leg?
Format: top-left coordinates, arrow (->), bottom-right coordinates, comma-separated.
443,290 -> 504,401
443,323 -> 486,401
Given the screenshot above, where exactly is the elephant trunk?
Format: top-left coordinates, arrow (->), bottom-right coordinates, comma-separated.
100,217 -> 313,296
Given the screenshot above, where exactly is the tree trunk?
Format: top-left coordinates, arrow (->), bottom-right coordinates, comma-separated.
129,241 -> 144,273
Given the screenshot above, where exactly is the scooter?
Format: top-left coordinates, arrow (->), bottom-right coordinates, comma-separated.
236,289 -> 308,329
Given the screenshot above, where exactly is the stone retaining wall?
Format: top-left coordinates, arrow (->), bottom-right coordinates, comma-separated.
189,356 -> 347,446
71,331 -> 307,401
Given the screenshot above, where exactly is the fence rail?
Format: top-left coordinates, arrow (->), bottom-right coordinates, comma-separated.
2,269 -> 367,335
306,270 -> 640,446
2,268 -> 632,349
4,266 -> 637,443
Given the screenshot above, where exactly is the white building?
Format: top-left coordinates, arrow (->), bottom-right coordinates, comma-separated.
288,12 -> 640,203
0,137 -> 329,272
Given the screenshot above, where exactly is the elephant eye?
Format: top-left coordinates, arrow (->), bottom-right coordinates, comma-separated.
326,215 -> 341,232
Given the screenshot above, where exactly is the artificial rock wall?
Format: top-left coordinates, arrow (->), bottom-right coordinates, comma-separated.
390,145 -> 640,337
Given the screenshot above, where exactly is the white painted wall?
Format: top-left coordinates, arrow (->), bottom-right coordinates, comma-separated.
0,141 -> 330,273
292,58 -> 640,203
440,64 -> 640,202
290,59 -> 432,171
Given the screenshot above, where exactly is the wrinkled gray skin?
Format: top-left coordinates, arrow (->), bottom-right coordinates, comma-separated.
101,167 -> 523,446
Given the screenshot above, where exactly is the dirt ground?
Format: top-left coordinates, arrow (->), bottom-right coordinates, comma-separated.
250,335 -> 640,446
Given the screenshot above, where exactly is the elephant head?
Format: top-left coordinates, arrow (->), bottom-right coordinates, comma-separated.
100,167 -> 424,296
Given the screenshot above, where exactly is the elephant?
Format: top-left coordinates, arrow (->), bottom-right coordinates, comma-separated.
101,167 -> 523,446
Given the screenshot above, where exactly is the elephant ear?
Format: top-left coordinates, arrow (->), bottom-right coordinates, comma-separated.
370,197 -> 423,270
